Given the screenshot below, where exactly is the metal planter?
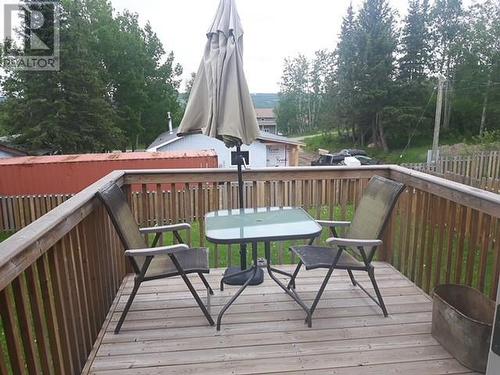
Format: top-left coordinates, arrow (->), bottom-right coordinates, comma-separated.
432,284 -> 495,373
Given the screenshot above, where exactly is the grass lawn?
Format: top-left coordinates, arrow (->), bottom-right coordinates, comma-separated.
305,132 -> 464,164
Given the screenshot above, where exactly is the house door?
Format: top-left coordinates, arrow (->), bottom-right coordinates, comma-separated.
266,145 -> 286,167
487,278 -> 500,374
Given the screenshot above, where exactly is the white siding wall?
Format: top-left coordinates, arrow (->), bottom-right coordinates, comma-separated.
156,134 -> 268,168
0,150 -> 14,159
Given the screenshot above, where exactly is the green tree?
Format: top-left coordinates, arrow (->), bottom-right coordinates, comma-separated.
185,72 -> 197,99
430,0 -> 464,130
276,52 -> 332,135
452,0 -> 500,135
141,24 -> 183,145
385,0 -> 435,149
354,0 -> 397,150
99,12 -> 182,149
333,3 -> 359,140
310,50 -> 334,131
0,0 -> 183,152
276,55 -> 310,135
1,0 -> 123,153
399,0 -> 431,82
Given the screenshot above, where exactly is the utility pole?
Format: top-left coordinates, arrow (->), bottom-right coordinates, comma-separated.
432,75 -> 446,162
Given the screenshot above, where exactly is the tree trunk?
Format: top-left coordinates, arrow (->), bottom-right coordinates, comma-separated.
377,112 -> 389,152
134,134 -> 140,151
479,78 -> 491,136
371,116 -> 377,146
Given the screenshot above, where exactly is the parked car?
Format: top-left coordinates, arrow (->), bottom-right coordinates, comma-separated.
311,149 -> 378,166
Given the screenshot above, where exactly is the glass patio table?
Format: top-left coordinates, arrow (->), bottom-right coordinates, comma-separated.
205,207 -> 322,330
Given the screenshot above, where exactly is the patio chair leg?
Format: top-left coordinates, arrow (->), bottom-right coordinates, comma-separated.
306,251 -> 343,327
169,255 -> 214,326
115,278 -> 141,334
198,273 -> 214,295
306,267 -> 334,327
287,260 -> 302,290
181,272 -> 214,325
347,269 -> 357,286
368,267 -> 388,317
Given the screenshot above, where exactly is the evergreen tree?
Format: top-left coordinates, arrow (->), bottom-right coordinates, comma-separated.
334,3 -> 359,140
354,0 -> 397,150
0,0 -> 183,152
399,0 -> 431,82
275,0 -> 498,151
1,0 -> 123,153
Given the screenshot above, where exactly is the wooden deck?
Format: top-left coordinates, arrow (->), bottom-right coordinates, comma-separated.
83,263 -> 478,375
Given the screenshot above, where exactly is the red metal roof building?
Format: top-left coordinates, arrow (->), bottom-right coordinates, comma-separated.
0,151 -> 217,195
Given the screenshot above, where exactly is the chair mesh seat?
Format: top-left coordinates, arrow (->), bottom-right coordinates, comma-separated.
290,245 -> 365,270
145,247 -> 209,279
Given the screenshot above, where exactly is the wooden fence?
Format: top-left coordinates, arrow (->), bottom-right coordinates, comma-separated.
404,150 -> 500,193
0,195 -> 73,232
0,166 -> 499,373
405,150 -> 500,178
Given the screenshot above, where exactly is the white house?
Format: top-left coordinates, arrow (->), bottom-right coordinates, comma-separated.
147,129 -> 303,168
0,142 -> 27,159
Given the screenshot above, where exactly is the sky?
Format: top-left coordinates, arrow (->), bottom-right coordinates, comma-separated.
109,0 -> 414,93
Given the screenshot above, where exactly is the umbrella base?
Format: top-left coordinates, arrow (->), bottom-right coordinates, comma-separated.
222,266 -> 264,286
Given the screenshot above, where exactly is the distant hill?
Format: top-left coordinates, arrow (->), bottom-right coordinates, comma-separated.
178,92 -> 279,110
251,93 -> 279,109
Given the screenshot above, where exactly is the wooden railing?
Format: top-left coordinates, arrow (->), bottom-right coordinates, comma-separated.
388,166 -> 500,299
0,165 -> 499,373
0,171 -> 127,375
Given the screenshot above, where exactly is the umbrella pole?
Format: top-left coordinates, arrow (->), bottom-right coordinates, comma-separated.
236,145 -> 247,270
221,145 -> 264,286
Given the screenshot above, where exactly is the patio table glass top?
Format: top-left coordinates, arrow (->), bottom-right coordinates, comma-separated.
205,207 -> 322,244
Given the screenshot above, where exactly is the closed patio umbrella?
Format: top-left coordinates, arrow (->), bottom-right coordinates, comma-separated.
178,0 -> 262,285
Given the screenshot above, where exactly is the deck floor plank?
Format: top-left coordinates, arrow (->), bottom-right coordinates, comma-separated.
83,263 -> 474,375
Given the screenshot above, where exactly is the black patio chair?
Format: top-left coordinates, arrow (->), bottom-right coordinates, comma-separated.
97,183 -> 214,334
288,175 -> 405,327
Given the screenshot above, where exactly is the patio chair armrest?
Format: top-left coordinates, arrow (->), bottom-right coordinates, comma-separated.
326,237 -> 382,247
125,244 -> 189,257
316,220 -> 351,228
139,223 -> 191,234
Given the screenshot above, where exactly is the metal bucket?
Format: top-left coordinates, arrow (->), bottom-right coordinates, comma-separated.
432,284 -> 495,373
